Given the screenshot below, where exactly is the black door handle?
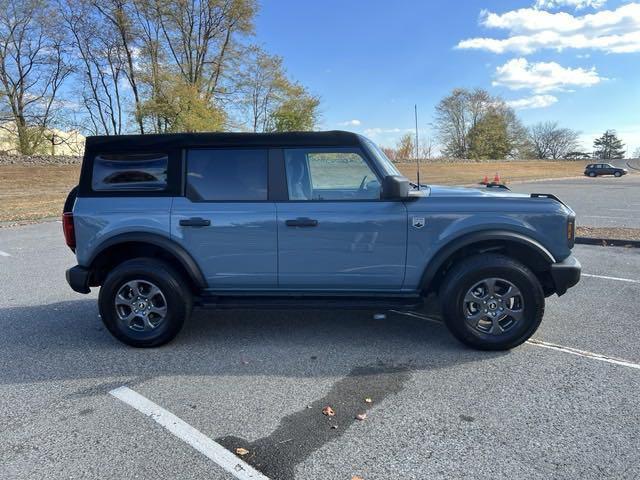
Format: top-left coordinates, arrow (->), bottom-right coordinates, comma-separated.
179,217 -> 211,227
285,217 -> 318,227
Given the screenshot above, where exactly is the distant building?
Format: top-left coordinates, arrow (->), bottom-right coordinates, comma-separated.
0,122 -> 85,156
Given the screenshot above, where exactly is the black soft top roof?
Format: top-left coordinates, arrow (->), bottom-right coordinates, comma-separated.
84,130 -> 363,152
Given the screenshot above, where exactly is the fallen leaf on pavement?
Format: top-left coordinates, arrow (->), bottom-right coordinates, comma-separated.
235,447 -> 249,456
352,476 -> 364,480
355,413 -> 367,421
322,405 -> 335,416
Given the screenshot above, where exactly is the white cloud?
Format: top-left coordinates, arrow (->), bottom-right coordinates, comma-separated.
457,3 -> 640,54
493,58 -> 603,92
363,127 -> 406,138
534,0 -> 607,10
338,119 -> 362,127
507,94 -> 559,109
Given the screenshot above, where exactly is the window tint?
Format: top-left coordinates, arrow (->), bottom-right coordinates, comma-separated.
92,153 -> 168,191
187,149 -> 268,201
284,148 -> 380,201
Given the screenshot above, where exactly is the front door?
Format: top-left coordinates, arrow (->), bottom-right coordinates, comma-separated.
276,147 -> 408,290
171,148 -> 277,290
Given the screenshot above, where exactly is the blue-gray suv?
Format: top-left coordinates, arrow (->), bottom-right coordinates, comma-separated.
63,131 -> 580,350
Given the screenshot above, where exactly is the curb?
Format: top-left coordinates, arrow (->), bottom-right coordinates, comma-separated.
576,237 -> 640,248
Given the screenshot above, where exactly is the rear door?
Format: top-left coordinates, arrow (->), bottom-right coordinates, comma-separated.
276,147 -> 407,290
171,148 -> 277,290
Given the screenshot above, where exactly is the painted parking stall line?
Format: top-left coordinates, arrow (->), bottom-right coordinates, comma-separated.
0,250 -> 11,257
527,339 -> 640,371
110,387 -> 269,480
582,273 -> 640,284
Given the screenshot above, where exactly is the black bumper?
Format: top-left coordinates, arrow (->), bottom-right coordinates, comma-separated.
550,255 -> 581,296
66,265 -> 91,294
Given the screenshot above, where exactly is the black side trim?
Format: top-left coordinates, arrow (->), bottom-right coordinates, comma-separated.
419,230 -> 556,292
87,232 -> 206,289
66,265 -> 91,294
550,255 -> 581,296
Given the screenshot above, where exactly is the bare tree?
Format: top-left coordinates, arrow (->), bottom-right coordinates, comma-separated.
528,121 -> 580,160
61,0 -> 126,135
0,0 -> 72,154
238,46 -> 286,132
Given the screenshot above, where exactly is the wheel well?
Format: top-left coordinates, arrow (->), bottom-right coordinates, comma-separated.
425,240 -> 555,296
88,241 -> 198,293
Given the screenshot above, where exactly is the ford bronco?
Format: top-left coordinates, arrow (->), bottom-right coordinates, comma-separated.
63,131 -> 581,350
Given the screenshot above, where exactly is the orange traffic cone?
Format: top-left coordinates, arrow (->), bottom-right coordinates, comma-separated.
482,175 -> 489,185
493,172 -> 501,184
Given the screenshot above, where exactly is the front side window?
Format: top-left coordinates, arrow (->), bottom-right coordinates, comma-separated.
186,149 -> 268,201
92,153 -> 168,191
284,148 -> 380,201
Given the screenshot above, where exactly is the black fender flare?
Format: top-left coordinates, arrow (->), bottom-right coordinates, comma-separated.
88,232 -> 207,289
419,229 -> 556,292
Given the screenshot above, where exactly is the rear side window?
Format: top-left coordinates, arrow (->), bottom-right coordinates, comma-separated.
186,149 -> 268,201
92,153 -> 168,191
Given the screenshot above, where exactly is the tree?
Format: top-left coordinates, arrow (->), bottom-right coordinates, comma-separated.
0,0 -> 72,154
468,112 -> 509,160
593,130 -> 625,160
395,133 -> 415,160
528,121 -> 581,160
270,83 -> 319,132
61,0 -> 126,135
633,147 -> 640,159
239,47 -> 287,132
434,87 -> 526,159
140,75 -> 225,132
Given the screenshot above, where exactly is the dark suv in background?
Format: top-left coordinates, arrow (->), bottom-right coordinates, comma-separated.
584,163 -> 627,177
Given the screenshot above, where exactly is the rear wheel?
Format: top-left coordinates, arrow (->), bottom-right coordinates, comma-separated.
588,171 -> 596,177
99,258 -> 192,347
439,254 -> 544,350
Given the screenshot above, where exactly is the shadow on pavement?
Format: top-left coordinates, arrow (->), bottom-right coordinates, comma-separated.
0,299 -> 507,389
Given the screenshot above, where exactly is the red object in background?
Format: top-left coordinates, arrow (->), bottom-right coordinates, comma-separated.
482,175 -> 489,185
494,172 -> 501,184
62,212 -> 76,250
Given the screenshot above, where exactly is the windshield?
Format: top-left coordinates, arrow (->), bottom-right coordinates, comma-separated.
360,136 -> 401,177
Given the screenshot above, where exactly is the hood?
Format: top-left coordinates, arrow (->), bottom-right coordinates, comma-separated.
426,184 -> 530,199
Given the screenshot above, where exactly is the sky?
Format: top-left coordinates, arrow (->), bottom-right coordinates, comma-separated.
255,0 -> 640,154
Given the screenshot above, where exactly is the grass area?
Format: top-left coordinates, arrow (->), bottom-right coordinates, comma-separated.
0,165 -> 81,223
396,160 -> 588,185
0,160 -> 589,222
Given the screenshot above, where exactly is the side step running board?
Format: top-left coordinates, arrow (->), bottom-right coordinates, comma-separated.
195,294 -> 424,311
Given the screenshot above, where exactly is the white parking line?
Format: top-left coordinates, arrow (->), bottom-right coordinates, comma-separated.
583,273 -> 640,284
110,387 -> 269,480
0,250 -> 10,257
527,339 -> 640,371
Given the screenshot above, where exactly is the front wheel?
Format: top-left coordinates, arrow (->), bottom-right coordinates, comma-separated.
99,258 -> 192,347
439,254 -> 544,350
614,171 -> 622,177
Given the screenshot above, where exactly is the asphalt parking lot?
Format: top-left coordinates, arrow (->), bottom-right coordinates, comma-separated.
2,207 -> 640,479
511,173 -> 640,229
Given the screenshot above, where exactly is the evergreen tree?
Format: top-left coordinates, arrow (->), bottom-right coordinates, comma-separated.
593,130 -> 625,160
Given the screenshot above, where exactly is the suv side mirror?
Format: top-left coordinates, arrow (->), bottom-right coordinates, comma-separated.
380,175 -> 410,200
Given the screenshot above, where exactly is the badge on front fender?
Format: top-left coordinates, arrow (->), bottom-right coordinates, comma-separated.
412,217 -> 426,229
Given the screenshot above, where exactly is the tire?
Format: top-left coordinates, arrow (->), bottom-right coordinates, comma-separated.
614,171 -> 622,177
98,258 -> 192,347
63,185 -> 78,213
439,254 -> 545,351
588,172 -> 596,177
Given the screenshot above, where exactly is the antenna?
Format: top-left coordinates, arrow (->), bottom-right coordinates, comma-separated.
414,104 -> 421,187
